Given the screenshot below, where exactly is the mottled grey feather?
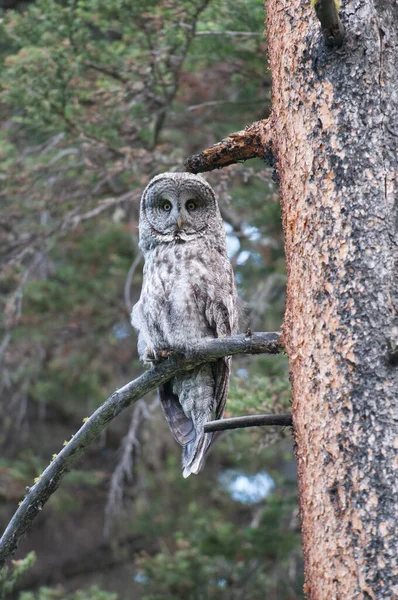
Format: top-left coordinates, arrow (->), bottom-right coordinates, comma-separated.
158,382 -> 195,446
131,172 -> 238,477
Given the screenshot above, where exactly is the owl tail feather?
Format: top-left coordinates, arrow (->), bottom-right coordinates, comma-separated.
158,381 -> 214,477
182,432 -> 213,478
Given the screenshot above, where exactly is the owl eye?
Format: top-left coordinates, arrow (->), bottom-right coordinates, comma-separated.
161,201 -> 172,212
186,201 -> 197,211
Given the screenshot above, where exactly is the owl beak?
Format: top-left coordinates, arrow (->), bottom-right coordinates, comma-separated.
176,218 -> 183,229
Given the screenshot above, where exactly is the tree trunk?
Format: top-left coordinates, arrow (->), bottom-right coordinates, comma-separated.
264,0 -> 398,597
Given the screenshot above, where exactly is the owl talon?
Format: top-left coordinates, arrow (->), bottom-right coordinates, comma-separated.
144,348 -> 157,364
144,348 -> 170,364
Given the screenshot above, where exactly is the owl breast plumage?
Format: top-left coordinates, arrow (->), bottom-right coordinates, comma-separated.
131,172 -> 238,477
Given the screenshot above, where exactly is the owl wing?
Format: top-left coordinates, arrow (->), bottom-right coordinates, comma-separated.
158,381 -> 196,447
213,357 -> 231,420
204,298 -> 234,422
159,281 -> 236,454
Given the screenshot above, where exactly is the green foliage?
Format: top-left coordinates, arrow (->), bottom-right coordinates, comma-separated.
0,553 -> 36,600
0,456 -> 44,483
228,372 -> 291,417
136,495 -> 301,599
19,585 -> 118,600
10,223 -> 133,412
49,469 -> 107,513
1,0 -> 267,145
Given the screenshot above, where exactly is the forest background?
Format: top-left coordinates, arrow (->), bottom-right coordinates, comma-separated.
0,0 -> 304,597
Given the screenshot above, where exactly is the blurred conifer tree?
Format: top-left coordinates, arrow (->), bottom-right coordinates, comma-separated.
0,0 -> 303,597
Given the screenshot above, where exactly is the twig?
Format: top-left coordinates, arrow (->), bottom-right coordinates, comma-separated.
45,148 -> 80,168
184,119 -> 274,173
313,0 -> 345,48
83,61 -> 129,84
37,133 -> 65,156
65,191 -> 140,230
204,413 -> 292,432
0,332 -> 282,568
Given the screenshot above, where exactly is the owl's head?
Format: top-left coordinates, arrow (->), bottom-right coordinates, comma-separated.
139,172 -> 223,250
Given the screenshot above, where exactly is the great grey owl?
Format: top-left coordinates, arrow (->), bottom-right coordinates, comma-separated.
131,172 -> 238,477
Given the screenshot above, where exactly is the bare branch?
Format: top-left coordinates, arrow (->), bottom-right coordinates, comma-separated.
313,0 -> 345,47
184,119 -> 274,173
45,148 -> 80,168
204,413 -> 292,432
37,133 -> 65,156
65,191 -> 140,230
0,331 -> 282,567
83,61 -> 130,84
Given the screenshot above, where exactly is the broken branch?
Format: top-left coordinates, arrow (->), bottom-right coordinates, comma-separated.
184,119 -> 274,173
313,0 -> 345,48
0,331 -> 282,568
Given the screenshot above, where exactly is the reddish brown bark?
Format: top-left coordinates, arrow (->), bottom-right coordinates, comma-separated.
184,119 -> 273,173
265,0 -> 398,597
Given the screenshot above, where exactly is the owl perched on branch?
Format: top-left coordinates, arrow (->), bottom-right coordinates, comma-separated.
131,172 -> 238,477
